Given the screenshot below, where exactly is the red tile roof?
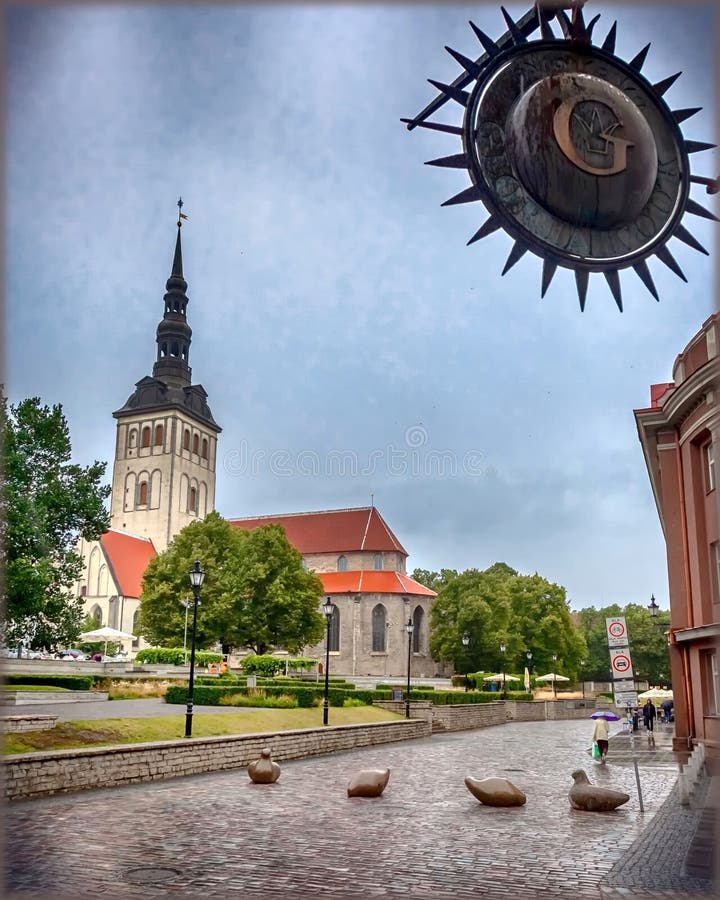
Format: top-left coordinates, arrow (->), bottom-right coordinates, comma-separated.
100,530 -> 157,598
319,571 -> 436,597
229,507 -> 408,555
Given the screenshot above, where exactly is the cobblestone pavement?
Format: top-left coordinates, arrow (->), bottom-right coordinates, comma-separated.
5,719 -> 707,900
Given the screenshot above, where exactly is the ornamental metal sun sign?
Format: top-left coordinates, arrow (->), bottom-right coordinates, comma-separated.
402,2 -> 719,310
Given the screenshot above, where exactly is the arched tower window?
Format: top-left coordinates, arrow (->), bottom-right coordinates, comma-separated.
128,429 -> 137,448
160,342 -> 168,358
412,605 -> 424,653
337,555 -> 348,572
138,481 -> 149,506
372,604 -> 387,652
192,434 -> 199,455
201,438 -> 208,459
189,486 -> 197,513
141,427 -> 151,448
183,430 -> 190,451
328,603 -> 340,651
373,553 -> 383,570
154,424 -> 163,446
171,341 -> 179,357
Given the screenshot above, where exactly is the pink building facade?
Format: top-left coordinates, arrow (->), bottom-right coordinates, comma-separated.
635,313 -> 720,762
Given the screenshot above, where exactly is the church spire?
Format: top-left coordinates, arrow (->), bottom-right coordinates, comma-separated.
152,199 -> 193,387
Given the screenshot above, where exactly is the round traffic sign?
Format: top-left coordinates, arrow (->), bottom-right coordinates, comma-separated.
612,654 -> 631,673
608,621 -> 626,639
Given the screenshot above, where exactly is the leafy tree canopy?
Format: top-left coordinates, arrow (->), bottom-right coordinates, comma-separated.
429,563 -> 586,676
411,568 -> 459,591
577,602 -> 671,685
1,396 -> 110,648
139,512 -> 326,654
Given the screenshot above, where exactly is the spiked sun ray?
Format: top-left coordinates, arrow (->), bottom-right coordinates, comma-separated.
403,6 -> 717,311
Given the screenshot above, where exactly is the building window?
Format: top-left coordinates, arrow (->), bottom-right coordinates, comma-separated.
183,430 -> 190,451
90,605 -> 102,627
373,553 -> 383,570
337,555 -> 348,572
128,430 -> 137,448
412,605 -> 424,653
132,610 -> 140,648
372,604 -> 387,652
154,424 -> 163,446
80,585 -> 87,597
138,481 -> 148,506
701,650 -> 720,716
189,486 -> 197,512
141,427 -> 151,448
705,442 -> 715,491
328,603 -> 340,652
193,434 -> 199,455
201,438 -> 208,459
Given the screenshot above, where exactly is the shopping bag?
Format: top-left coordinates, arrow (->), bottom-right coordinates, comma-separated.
592,742 -> 601,760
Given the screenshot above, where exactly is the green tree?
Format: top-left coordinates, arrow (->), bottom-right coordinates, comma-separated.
139,512 -> 325,654
410,568 -> 459,591
1,396 -> 110,648
578,603 -> 671,686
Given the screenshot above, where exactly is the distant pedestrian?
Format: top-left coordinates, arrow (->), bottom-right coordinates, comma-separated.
643,699 -> 657,732
661,698 -> 673,723
592,714 -> 610,763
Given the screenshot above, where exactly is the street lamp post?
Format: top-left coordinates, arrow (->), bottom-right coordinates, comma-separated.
321,596 -> 334,726
405,618 -> 414,718
647,593 -> 659,619
580,660 -> 587,699
185,560 -> 205,739
500,642 -> 507,699
526,651 -> 533,695
180,599 -> 193,665
552,653 -> 558,699
462,632 -> 470,690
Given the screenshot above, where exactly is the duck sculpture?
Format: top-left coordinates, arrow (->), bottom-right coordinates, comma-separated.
569,769 -> 629,812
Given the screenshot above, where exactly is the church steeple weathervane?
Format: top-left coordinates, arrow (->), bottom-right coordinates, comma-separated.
152,198 -> 193,387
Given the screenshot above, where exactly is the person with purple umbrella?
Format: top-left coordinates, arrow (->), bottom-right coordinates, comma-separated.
592,713 -> 610,763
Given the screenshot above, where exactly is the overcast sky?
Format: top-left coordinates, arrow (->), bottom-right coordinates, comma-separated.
6,2 -> 718,611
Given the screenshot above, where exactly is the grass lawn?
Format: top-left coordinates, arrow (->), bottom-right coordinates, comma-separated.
3,706 -> 405,754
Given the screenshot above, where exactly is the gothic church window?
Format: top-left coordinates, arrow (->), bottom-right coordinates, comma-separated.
201,438 -> 208,459
183,430 -> 190,451
412,606 -> 424,653
138,481 -> 149,506
373,554 -> 383,570
372,604 -> 387,652
189,486 -> 197,513
337,555 -> 348,572
154,424 -> 163,446
90,605 -> 102,627
328,603 -> 340,651
193,434 -> 199,455
141,427 -> 151,448
171,342 -> 179,357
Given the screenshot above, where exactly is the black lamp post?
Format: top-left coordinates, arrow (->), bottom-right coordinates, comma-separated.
321,596 -> 334,726
185,560 -> 205,738
580,660 -> 587,699
526,651 -> 533,695
462,632 -> 470,691
648,593 -> 659,618
500,642 -> 507,699
552,653 -> 558,699
405,617 -> 414,718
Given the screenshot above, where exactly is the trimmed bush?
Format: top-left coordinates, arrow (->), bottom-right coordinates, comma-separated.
218,692 -> 298,709
5,674 -> 94,691
135,648 -> 223,665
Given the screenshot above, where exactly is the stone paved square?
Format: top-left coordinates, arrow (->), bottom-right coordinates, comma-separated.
4,721 -> 683,899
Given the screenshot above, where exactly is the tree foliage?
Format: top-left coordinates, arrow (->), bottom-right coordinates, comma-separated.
429,562 -> 586,676
577,603 -> 671,685
411,568 -> 459,592
1,396 -> 110,648
139,512 -> 325,654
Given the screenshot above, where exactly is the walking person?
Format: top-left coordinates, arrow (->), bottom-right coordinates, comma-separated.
592,713 -> 610,763
643,699 -> 657,732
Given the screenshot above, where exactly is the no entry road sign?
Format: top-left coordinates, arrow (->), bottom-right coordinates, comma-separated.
610,648 -> 634,679
606,617 -> 628,648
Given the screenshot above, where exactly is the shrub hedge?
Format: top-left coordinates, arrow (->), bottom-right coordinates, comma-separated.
5,674 -> 95,690
165,683 -> 395,708
135,648 -> 223,665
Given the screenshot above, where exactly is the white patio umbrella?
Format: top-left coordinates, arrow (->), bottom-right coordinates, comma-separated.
79,626 -> 136,657
638,688 -> 673,700
534,673 -> 570,683
524,666 -> 531,693
482,673 -> 522,683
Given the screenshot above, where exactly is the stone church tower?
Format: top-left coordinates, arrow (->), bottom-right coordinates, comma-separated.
108,216 -> 221,551
75,211 -> 221,644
